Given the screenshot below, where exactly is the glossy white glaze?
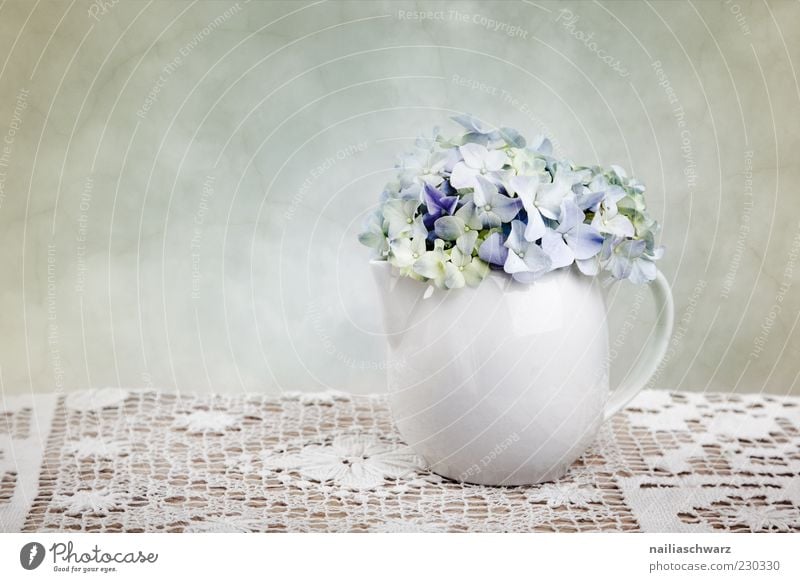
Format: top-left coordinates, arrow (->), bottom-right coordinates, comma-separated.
372,261 -> 673,485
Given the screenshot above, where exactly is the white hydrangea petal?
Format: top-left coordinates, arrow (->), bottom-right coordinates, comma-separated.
449,162 -> 476,190
459,143 -> 488,168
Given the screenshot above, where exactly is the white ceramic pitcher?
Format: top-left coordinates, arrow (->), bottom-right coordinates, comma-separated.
371,261 -> 673,485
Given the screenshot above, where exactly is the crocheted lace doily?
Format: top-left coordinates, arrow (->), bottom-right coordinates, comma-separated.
1,389 -> 798,532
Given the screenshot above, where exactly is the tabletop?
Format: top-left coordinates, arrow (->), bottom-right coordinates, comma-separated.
1,388 -> 799,533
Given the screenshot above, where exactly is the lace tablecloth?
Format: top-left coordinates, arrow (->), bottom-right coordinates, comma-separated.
1,388 -> 799,533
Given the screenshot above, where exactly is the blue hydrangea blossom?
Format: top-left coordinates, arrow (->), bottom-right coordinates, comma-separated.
360,115 -> 663,289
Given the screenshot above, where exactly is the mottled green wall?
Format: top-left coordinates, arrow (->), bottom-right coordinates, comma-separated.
0,1 -> 798,395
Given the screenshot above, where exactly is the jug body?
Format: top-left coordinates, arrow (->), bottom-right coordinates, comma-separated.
373,262 -> 609,485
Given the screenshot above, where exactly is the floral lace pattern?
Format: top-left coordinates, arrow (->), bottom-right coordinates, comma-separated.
267,434 -> 424,490
1,388 -> 798,532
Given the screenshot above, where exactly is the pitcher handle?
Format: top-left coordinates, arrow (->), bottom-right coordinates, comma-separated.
603,270 -> 674,421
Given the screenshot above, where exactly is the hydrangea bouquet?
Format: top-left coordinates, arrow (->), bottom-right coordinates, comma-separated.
359,115 -> 663,289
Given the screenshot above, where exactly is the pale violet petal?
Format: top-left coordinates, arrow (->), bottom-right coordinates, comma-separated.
617,238 -> 647,258
524,207 -> 547,242
509,174 -> 538,202
480,211 -> 502,229
493,127 -> 526,148
576,257 -> 599,276
603,213 -> 636,237
505,220 -> 527,252
451,113 -> 492,134
541,230 -> 574,270
472,174 -> 497,207
565,224 -> 604,260
478,232 -> 508,265
556,198 -> 584,234
459,143 -> 488,169
609,255 -> 633,280
522,242 -> 554,274
442,147 -> 462,172
503,251 -> 529,274
483,149 -> 509,171
576,189 -> 605,211
605,185 -> 627,205
489,192 -> 523,223
630,258 -> 658,284
511,271 -> 540,284
449,162 -> 477,190
536,179 -> 571,219
528,135 -> 553,156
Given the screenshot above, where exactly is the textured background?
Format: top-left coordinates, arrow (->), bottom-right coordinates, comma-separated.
0,0 -> 798,397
